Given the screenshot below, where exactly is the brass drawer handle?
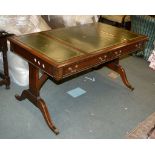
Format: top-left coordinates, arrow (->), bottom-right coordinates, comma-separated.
135,44 -> 138,47
135,43 -> 142,48
75,65 -> 78,68
115,50 -> 122,56
99,57 -> 103,61
68,67 -> 76,73
98,55 -> 107,62
68,67 -> 72,71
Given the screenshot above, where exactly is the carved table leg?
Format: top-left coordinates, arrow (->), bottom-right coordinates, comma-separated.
37,98 -> 59,134
15,63 -> 59,135
106,59 -> 134,91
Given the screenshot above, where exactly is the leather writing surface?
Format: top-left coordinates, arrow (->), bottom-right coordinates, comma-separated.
13,23 -> 144,63
43,23 -> 140,53
17,33 -> 83,63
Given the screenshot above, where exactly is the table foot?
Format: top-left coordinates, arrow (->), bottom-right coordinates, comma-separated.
15,90 -> 28,101
106,61 -> 134,91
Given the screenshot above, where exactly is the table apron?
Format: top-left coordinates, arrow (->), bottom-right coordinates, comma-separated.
62,41 -> 145,78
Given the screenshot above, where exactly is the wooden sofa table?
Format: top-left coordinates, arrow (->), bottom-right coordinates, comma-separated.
0,31 -> 11,89
8,23 -> 148,134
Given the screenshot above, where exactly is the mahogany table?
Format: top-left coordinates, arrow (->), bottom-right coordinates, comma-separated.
0,31 -> 11,89
8,23 -> 148,134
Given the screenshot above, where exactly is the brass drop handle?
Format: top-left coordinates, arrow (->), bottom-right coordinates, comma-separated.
75,65 -> 78,68
99,55 -> 107,62
68,67 -> 72,71
99,57 -> 104,61
68,67 -> 77,73
115,50 -> 122,56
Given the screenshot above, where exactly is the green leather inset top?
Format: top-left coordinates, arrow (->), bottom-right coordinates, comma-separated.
18,33 -> 83,62
43,23 -> 140,53
15,23 -> 142,63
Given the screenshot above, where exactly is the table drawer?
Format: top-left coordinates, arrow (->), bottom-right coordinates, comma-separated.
62,53 -> 109,77
109,42 -> 145,59
62,41 -> 145,78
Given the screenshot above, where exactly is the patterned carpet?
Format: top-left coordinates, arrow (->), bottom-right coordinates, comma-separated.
127,112 -> 155,139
